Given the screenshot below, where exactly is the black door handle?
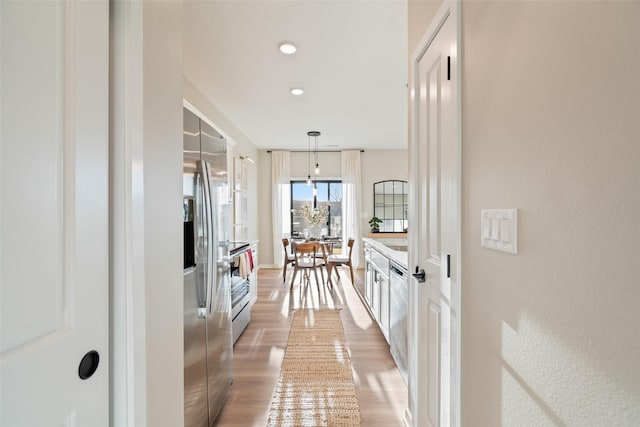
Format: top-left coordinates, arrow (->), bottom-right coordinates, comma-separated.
412,267 -> 426,283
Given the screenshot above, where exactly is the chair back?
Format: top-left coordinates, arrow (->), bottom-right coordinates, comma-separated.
292,242 -> 317,266
282,238 -> 289,250
346,238 -> 355,261
318,242 -> 331,264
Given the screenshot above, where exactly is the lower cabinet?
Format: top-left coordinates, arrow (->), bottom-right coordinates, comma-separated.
363,243 -> 390,344
378,267 -> 390,342
364,259 -> 373,305
371,267 -> 380,321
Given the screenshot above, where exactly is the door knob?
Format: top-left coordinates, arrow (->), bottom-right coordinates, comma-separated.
412,267 -> 426,283
78,350 -> 100,380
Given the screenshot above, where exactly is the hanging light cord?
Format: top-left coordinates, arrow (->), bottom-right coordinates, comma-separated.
315,134 -> 319,175
307,133 -> 312,185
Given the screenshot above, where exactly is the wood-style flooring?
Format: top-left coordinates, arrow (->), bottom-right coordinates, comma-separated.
214,267 -> 408,426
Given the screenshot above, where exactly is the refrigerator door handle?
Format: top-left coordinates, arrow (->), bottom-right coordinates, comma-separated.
194,165 -> 206,318
200,160 -> 215,316
195,160 -> 214,318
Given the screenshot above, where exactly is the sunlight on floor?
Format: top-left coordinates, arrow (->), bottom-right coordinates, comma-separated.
268,289 -> 283,301
367,370 -> 408,418
243,328 -> 265,357
268,346 -> 285,368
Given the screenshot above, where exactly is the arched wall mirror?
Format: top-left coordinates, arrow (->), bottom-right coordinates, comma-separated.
373,180 -> 408,233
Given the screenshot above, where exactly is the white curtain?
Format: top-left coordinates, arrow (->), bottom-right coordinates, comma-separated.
271,151 -> 291,268
341,150 -> 362,268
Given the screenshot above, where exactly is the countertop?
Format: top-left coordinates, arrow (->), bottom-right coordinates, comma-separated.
362,237 -> 408,269
229,241 -> 250,254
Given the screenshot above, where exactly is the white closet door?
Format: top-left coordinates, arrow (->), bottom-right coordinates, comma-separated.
411,3 -> 460,426
1,1 -> 109,425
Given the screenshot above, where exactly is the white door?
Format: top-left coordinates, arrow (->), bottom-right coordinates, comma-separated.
410,3 -> 460,427
1,1 -> 109,425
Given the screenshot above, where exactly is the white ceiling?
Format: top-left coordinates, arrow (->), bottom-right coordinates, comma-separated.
183,1 -> 408,151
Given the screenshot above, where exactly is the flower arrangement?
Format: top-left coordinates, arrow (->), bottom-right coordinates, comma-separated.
300,204 -> 328,226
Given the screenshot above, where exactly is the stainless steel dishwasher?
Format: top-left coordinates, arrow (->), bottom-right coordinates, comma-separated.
389,261 -> 408,384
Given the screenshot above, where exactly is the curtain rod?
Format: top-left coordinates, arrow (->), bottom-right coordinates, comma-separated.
267,149 -> 365,153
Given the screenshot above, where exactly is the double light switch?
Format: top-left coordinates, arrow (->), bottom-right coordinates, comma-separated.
481,209 -> 517,254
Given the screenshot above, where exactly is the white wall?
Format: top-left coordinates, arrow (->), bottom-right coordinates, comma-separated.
257,149 -> 408,266
459,2 -> 640,425
360,150 -> 408,232
142,2 -> 184,426
408,0 -> 442,55
289,151 -> 342,179
257,150 -> 273,266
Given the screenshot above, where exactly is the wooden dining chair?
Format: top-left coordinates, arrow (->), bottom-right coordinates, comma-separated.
281,238 -> 296,283
318,242 -> 334,290
290,242 -> 323,291
326,238 -> 355,285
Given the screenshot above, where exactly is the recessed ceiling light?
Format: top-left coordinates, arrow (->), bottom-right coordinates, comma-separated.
278,42 -> 297,55
290,88 -> 304,96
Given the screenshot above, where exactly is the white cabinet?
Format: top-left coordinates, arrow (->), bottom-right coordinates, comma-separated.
249,241 -> 258,305
371,267 -> 380,320
363,242 -> 391,344
232,156 -> 249,241
378,267 -> 390,342
371,252 -> 390,343
364,247 -> 373,305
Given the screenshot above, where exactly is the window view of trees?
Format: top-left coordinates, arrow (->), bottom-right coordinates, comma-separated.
290,180 -> 342,238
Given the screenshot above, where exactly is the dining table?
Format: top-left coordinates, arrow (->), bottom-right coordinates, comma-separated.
290,237 -> 342,255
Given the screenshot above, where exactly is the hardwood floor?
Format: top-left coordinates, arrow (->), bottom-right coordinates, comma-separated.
214,267 -> 408,426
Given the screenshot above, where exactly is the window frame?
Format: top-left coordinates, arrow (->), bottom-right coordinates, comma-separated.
290,179 -> 342,237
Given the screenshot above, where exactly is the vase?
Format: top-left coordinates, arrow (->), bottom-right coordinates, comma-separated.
309,224 -> 322,239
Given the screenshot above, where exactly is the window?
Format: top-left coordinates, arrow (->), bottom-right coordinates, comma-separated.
291,180 -> 342,238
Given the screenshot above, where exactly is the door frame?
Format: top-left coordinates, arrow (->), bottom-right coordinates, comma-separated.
407,1 -> 461,426
110,1 -> 148,425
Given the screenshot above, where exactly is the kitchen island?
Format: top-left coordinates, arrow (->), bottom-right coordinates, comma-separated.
362,237 -> 407,269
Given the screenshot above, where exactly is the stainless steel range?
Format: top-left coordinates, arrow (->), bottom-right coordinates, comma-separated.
229,242 -> 252,344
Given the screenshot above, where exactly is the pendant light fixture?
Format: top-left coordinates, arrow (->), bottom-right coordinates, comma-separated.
307,131 -> 320,196
308,131 -> 321,176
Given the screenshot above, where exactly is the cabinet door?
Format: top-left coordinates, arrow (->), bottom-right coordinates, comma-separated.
372,270 -> 380,320
379,272 -> 390,343
365,261 -> 372,304
231,156 -> 248,241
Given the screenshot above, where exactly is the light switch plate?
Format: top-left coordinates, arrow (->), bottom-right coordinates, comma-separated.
481,209 -> 517,254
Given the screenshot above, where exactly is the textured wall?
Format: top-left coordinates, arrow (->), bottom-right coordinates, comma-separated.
461,1 -> 640,425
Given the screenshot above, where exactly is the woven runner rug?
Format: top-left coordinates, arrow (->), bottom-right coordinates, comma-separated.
267,309 -> 362,426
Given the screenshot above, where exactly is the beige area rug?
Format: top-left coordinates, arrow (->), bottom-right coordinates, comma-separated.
267,309 -> 362,427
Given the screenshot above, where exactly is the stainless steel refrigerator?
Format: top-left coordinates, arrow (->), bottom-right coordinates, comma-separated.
183,107 -> 233,427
